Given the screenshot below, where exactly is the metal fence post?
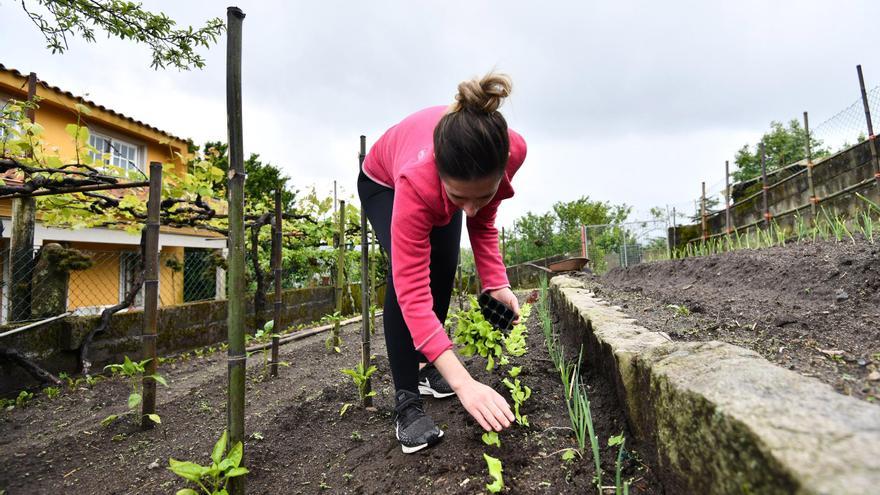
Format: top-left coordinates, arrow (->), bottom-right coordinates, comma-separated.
803,111 -> 818,219
760,141 -> 770,228
724,161 -> 732,234
140,162 -> 162,429
358,135 -> 372,407
856,65 -> 880,189
701,181 -> 708,240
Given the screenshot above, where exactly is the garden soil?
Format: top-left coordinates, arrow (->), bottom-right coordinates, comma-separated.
0,294 -> 662,494
596,239 -> 880,403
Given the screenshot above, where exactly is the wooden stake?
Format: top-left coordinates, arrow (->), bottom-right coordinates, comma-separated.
270,187 -> 282,377
141,162 -> 162,429
358,136 -> 372,406
225,8 -> 247,494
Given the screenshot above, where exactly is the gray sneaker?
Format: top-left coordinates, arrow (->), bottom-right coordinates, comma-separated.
418,363 -> 456,398
394,389 -> 443,454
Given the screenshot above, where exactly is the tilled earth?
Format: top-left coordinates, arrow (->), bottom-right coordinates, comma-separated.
0,296 -> 662,494
594,238 -> 880,403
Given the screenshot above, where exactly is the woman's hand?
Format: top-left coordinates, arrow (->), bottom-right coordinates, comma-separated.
454,378 -> 515,432
489,287 -> 521,323
432,349 -> 515,432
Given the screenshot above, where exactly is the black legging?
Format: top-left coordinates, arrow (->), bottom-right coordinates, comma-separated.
357,170 -> 462,395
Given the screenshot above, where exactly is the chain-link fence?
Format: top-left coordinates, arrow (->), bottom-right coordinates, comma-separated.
584,219 -> 668,274
0,245 -> 228,324
812,85 -> 879,154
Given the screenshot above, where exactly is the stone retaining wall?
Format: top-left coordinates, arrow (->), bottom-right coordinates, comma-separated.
550,275 -> 880,494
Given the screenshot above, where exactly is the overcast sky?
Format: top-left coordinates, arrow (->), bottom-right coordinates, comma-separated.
2,0 -> 878,233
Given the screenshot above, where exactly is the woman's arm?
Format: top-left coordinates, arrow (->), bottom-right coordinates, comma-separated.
433,349 -> 515,431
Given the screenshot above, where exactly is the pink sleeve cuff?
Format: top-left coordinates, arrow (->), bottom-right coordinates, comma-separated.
415,326 -> 454,362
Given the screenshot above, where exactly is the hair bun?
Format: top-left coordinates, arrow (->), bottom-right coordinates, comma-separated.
451,72 -> 512,114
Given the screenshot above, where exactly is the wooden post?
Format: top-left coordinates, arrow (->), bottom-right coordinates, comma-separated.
803,111 -> 818,219
856,65 -> 880,189
724,161 -> 732,234
141,162 -> 162,429
225,8 -> 247,494
331,200 -> 346,348
701,181 -> 708,241
270,188 -> 282,377
358,136 -> 372,406
10,72 -> 38,322
760,141 -> 770,227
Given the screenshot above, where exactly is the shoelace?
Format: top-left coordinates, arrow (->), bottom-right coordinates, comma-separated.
395,393 -> 425,427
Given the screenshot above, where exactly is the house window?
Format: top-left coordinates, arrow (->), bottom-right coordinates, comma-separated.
0,98 -> 22,142
119,252 -> 145,308
89,133 -> 144,175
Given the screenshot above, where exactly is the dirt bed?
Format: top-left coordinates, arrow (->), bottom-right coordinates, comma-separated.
0,295 -> 662,494
592,239 -> 880,404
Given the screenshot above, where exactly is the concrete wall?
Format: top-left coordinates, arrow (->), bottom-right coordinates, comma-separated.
677,138 -> 880,245
0,284 -> 381,394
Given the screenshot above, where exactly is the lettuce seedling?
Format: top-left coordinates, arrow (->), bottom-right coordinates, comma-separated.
483,453 -> 504,493
502,377 -> 532,427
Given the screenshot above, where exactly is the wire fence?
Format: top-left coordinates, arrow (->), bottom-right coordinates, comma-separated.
812,85 -> 879,154
583,219 -> 668,274
0,245 -> 229,324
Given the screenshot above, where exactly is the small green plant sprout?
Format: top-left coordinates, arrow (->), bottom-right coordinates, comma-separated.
323,311 -> 345,353
502,377 -> 531,427
507,366 -> 522,378
16,390 -> 34,408
43,386 -> 61,399
168,430 -> 249,495
666,304 -> 690,317
482,431 -> 501,448
340,362 -> 377,401
609,433 -> 631,494
561,449 -> 577,462
102,356 -> 167,426
246,320 -> 285,375
483,453 -> 504,493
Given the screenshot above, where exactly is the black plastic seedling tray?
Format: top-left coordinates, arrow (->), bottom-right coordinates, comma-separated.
478,292 -> 516,331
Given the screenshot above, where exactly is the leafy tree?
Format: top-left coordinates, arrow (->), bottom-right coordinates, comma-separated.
733,119 -> 829,183
506,196 -> 631,265
203,142 -> 298,211
17,0 -> 224,70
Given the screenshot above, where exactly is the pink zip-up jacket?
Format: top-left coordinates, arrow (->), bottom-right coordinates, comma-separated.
362,106 -> 527,362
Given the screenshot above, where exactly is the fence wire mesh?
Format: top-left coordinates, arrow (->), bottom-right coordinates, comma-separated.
811,85 -> 879,154
584,219 -> 668,274
0,245 -> 227,325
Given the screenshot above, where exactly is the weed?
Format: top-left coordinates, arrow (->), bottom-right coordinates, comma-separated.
43,386 -> 61,399
168,430 -> 249,495
350,430 -> 362,442
666,304 -> 690,317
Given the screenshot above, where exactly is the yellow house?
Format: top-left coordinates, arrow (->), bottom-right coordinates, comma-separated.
0,64 -> 227,324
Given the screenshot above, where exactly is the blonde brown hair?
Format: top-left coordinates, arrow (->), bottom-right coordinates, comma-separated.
434,72 -> 513,180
